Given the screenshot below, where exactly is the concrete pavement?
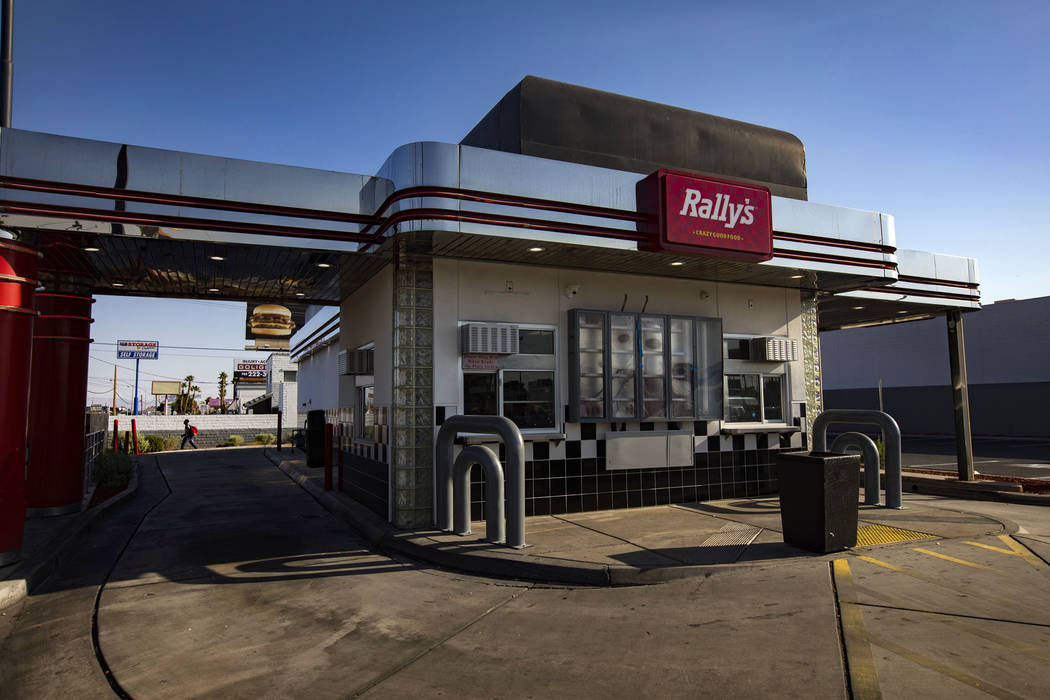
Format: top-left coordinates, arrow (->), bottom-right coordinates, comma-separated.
3,447 -> 1050,698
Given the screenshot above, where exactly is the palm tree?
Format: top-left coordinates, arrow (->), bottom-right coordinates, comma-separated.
217,371 -> 228,414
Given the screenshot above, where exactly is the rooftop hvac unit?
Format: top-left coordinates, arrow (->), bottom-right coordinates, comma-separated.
461,323 -> 519,355
337,348 -> 375,375
752,337 -> 799,362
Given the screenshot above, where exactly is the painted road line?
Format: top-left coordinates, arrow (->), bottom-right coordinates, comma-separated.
866,633 -> 1026,700
942,617 -> 1050,664
998,535 -> 1048,569
853,555 -> 1046,618
831,559 -> 883,700
912,547 -> 1000,572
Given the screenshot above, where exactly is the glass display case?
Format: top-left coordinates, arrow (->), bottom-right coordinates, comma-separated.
570,309 -> 722,422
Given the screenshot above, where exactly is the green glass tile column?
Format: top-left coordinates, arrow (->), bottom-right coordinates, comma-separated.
390,233 -> 435,528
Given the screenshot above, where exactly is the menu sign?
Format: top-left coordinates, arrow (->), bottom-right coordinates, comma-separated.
638,170 -> 773,262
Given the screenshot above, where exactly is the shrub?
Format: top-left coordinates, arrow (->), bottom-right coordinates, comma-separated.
96,450 -> 134,490
163,435 -> 180,451
255,433 -> 276,445
219,434 -> 245,447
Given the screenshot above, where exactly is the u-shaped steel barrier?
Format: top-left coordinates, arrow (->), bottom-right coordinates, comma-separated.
436,415 -> 526,548
812,409 -> 903,509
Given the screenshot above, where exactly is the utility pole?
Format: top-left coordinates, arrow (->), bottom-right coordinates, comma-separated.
111,365 -> 117,416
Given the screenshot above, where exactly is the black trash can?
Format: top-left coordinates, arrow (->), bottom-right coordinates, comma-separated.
306,409 -> 325,469
776,451 -> 861,553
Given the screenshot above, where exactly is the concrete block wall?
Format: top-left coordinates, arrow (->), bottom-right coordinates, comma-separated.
106,414 -> 291,449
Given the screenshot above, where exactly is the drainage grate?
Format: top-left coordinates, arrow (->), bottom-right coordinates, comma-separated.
856,523 -> 934,547
693,523 -> 762,564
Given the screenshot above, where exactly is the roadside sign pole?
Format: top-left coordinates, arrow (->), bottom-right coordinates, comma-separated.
133,358 -> 140,415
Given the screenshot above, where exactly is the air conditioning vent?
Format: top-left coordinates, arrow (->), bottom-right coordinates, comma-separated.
461,323 -> 519,354
752,337 -> 798,362
339,348 -> 374,375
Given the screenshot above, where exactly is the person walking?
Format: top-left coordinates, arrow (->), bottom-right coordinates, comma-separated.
181,418 -> 198,449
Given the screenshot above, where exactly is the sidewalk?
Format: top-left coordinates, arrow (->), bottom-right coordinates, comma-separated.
266,448 -> 1016,586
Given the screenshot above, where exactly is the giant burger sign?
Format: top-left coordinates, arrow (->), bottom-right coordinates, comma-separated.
637,170 -> 773,262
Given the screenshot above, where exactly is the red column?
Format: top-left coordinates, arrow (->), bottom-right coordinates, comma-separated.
26,292 -> 94,515
0,240 -> 39,565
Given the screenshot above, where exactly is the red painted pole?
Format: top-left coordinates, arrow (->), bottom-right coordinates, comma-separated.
112,418 -> 119,452
26,292 -> 94,515
276,410 -> 282,452
131,419 -> 139,455
0,239 -> 39,565
323,423 -> 333,491
337,424 -> 344,491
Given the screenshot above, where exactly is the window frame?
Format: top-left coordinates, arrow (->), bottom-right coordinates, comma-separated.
721,334 -> 790,425
459,323 -> 560,434
353,342 -> 376,442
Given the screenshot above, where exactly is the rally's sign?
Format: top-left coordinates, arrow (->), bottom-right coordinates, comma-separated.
117,339 -> 159,359
638,170 -> 773,262
234,359 -> 268,383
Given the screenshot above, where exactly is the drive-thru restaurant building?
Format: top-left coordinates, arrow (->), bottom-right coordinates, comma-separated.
0,77 -> 980,557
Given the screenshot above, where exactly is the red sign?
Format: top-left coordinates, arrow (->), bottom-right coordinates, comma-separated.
638,170 -> 773,262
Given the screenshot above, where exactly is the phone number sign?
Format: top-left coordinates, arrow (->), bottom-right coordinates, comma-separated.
117,339 -> 159,359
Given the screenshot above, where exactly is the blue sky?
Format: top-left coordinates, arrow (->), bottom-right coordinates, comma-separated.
13,1 -> 1049,408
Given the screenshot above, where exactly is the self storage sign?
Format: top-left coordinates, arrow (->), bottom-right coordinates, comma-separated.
638,170 -> 773,262
117,339 -> 159,359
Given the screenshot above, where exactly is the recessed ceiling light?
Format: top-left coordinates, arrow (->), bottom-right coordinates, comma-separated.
897,310 -> 909,314
209,255 -> 225,261
852,305 -> 865,310
208,288 -> 219,292
295,292 -> 305,296
528,247 -> 544,253
316,262 -> 331,268
670,261 -> 685,266
789,274 -> 804,279
111,282 -> 124,287
83,246 -> 100,252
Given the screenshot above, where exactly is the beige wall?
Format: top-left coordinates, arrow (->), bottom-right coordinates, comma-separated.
339,265 -> 393,408
434,259 -> 805,416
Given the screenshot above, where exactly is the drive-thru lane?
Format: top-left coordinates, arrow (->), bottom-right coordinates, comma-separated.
4,448 -> 1050,698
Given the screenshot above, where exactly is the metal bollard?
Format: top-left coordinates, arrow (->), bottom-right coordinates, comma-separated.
276,410 -> 282,452
324,423 -> 333,491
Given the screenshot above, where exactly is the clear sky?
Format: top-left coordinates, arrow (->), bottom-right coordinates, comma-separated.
12,1 -> 1049,408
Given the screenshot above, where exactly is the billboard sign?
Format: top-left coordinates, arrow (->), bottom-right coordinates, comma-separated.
638,170 -> 773,262
117,339 -> 159,359
234,359 -> 268,383
244,303 -> 307,350
151,380 -> 181,395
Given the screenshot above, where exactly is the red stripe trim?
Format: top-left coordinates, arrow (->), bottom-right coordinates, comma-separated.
773,231 -> 895,255
0,239 -> 41,257
772,249 -> 897,270
862,286 -> 980,302
896,274 -> 978,290
35,292 -> 95,302
0,273 -> 39,285
0,304 -> 38,315
32,335 -> 93,341
36,314 -> 94,322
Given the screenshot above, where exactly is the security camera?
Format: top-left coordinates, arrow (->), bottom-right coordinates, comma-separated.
565,284 -> 581,298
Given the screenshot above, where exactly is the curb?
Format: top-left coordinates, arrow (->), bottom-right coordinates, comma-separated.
900,472 -> 1050,506
0,462 -> 141,611
264,448 -> 618,586
265,449 -> 1027,588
